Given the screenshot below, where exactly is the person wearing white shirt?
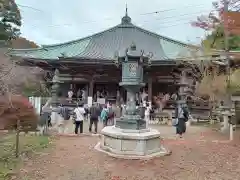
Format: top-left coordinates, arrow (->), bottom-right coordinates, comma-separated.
144,103 -> 151,128
73,103 -> 86,134
141,90 -> 148,103
68,89 -> 73,99
81,89 -> 86,101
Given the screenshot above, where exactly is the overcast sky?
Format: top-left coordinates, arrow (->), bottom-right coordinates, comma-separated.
15,0 -> 213,46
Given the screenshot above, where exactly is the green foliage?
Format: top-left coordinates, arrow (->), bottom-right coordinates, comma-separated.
229,69 -> 240,95
202,26 -> 240,51
0,134 -> 50,179
22,83 -> 51,97
0,0 -> 21,41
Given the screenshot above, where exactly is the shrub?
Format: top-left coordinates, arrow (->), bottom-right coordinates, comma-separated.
0,95 -> 38,131
196,69 -> 240,101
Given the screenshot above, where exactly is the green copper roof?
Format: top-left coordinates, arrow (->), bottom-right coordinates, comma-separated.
9,13 -> 202,61
9,38 -> 91,59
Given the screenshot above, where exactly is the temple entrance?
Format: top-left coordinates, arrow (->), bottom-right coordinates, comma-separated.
92,83 -> 128,104
152,83 -> 178,97
94,83 -> 118,103
138,82 -> 178,103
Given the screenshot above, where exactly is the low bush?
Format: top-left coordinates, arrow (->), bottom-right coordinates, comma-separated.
0,95 -> 38,131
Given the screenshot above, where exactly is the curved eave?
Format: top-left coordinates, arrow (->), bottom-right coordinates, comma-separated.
59,57 -> 115,65
61,57 -> 178,66
15,56 -> 178,67
12,56 -> 57,68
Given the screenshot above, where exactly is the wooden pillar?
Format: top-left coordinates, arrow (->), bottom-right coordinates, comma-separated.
179,70 -> 188,100
148,76 -> 152,102
89,78 -> 94,97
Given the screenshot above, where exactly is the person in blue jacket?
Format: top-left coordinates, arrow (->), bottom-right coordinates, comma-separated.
101,105 -> 109,127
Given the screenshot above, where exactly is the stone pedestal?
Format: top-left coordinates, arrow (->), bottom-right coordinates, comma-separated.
231,95 -> 240,125
221,113 -> 229,132
221,111 -> 232,133
51,111 -> 58,125
95,126 -> 170,159
115,115 -> 146,130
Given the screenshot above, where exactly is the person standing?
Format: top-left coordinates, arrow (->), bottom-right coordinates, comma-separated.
116,90 -> 121,105
58,104 -> 70,134
101,105 -> 109,127
68,88 -> 73,100
107,103 -> 114,126
144,103 -> 151,128
77,88 -> 82,100
175,103 -> 189,138
83,104 -> 89,121
140,89 -> 148,104
73,103 -> 85,134
113,104 -> 121,125
81,89 -> 86,102
89,103 -> 100,134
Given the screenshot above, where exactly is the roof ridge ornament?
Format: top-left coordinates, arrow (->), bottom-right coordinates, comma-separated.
121,4 -> 132,25
130,42 -> 136,51
125,3 -> 128,16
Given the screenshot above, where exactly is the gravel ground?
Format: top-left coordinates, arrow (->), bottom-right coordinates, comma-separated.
16,127 -> 240,180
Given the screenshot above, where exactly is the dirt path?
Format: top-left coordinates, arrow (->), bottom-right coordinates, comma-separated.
17,127 -> 240,180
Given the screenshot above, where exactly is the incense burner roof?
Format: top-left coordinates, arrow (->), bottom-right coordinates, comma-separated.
9,13 -> 202,62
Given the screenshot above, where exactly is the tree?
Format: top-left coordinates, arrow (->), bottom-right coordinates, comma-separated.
0,95 -> 38,131
229,68 -> 240,94
0,47 -> 48,97
0,0 -> 21,41
0,48 -> 35,94
11,37 -> 39,48
195,69 -> 227,101
192,0 -> 240,51
0,35 -> 42,95
0,94 -> 39,158
201,26 -> 240,50
192,0 -> 240,103
192,0 -> 240,30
